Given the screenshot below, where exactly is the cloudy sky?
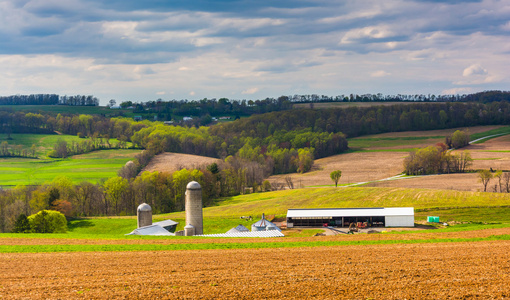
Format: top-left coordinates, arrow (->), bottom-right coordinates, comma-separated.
1,0 -> 509,104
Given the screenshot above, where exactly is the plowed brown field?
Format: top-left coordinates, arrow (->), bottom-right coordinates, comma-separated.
1,240 -> 509,299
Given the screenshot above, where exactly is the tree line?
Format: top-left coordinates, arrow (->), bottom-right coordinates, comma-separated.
0,94 -> 99,106
404,130 -> 472,175
122,90 -> 510,122
0,141 -> 37,158
214,101 -> 510,139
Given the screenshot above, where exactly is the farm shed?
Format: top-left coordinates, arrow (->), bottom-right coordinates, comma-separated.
286,207 -> 414,228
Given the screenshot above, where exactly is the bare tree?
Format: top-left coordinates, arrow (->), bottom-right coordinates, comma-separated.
502,172 -> 510,193
285,176 -> 294,189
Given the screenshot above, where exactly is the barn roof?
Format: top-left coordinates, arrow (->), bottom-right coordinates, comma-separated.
153,220 -> 178,227
126,224 -> 175,236
226,224 -> 250,233
287,207 -> 414,218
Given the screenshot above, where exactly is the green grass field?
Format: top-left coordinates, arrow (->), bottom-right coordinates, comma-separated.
0,149 -> 141,186
469,126 -> 510,143
1,133 -> 133,158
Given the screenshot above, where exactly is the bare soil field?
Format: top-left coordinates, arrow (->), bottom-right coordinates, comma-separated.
142,152 -> 220,173
1,241 -> 509,299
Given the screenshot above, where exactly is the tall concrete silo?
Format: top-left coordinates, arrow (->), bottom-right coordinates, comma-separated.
137,203 -> 152,228
185,181 -> 203,235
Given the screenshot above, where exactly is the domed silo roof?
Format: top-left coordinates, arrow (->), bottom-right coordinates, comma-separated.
186,181 -> 201,190
137,203 -> 152,212
251,213 -> 281,232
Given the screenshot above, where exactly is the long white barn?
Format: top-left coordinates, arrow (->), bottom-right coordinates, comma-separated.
286,207 -> 414,228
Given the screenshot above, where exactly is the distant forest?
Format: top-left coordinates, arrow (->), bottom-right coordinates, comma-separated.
2,91 -> 509,120
0,94 -> 99,106
121,90 -> 510,121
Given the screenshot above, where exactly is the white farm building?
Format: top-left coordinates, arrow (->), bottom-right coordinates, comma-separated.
286,207 -> 414,228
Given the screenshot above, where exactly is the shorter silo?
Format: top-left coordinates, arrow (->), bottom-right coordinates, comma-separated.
185,181 -> 203,235
137,203 -> 152,228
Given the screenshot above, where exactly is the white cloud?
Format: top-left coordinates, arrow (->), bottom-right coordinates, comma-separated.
441,87 -> 473,95
242,87 -> 259,94
462,64 -> 488,77
340,26 -> 396,44
371,70 -> 390,77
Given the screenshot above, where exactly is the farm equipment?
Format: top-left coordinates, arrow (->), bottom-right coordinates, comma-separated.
348,223 -> 358,233
348,222 -> 369,233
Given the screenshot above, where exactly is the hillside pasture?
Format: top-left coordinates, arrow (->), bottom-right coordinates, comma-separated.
142,152 -> 221,173
0,149 -> 140,186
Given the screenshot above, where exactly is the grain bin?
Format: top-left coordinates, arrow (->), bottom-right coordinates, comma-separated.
137,203 -> 152,228
185,181 -> 203,235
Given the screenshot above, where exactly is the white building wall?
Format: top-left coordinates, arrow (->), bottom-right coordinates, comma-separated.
385,215 -> 414,227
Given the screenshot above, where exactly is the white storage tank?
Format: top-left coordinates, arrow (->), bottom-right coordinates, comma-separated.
184,224 -> 195,236
185,181 -> 203,235
137,203 -> 152,228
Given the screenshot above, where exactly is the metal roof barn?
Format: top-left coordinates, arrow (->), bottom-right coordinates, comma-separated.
126,224 -> 175,236
286,207 -> 414,228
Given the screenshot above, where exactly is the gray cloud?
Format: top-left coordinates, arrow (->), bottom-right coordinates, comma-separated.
0,0 -> 508,101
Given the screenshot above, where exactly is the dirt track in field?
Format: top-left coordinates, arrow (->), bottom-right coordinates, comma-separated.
1,241 -> 509,299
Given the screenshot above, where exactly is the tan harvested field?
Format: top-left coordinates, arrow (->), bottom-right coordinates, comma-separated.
465,135 -> 510,170
372,173 -> 482,191
374,136 -> 510,191
269,151 -> 407,187
1,240 -> 509,299
142,152 -> 220,173
269,127 -> 510,190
